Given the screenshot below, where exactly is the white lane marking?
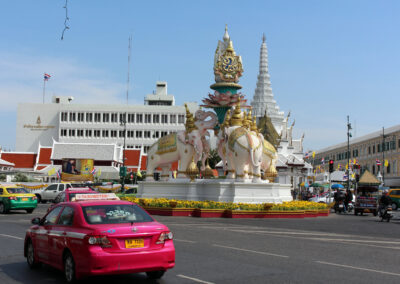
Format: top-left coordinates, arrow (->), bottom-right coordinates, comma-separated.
316,261 -> 400,277
307,237 -> 400,245
0,234 -> 24,240
177,274 -> 215,284
213,244 -> 289,258
174,238 -> 197,243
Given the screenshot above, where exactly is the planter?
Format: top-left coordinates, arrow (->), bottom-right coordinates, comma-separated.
305,210 -> 319,218
225,210 -> 268,218
193,208 -> 227,218
264,210 -> 305,218
317,209 -> 330,216
144,207 -> 195,217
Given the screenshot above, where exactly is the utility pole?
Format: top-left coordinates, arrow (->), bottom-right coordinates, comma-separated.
382,127 -> 385,185
126,35 -> 132,105
120,113 -> 127,192
347,115 -> 352,192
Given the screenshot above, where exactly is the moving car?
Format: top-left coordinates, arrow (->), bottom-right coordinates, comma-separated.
35,183 -> 73,203
24,193 -> 175,282
0,185 -> 37,214
388,189 -> 400,210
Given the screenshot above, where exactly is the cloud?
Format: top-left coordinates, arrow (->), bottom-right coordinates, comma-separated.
0,52 -> 141,110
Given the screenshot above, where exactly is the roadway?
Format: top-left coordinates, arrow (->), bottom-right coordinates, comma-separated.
0,204 -> 400,283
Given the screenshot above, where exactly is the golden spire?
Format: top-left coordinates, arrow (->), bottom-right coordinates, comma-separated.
221,109 -> 231,130
250,116 -> 258,132
230,98 -> 243,126
203,160 -> 214,179
184,104 -> 197,133
186,156 -> 198,182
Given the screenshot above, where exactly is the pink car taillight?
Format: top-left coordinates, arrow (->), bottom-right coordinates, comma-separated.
86,235 -> 112,247
156,231 -> 173,244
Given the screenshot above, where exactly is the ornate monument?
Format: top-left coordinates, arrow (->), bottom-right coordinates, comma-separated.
138,27 -> 292,203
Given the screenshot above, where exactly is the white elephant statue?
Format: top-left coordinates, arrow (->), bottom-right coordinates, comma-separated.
219,125 -> 264,183
261,139 -> 278,179
146,109 -> 217,181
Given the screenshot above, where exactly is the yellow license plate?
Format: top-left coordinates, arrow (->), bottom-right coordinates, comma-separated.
22,198 -> 28,201
125,239 -> 144,248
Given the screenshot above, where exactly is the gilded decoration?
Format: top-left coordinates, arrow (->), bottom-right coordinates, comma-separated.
262,139 -> 276,158
228,127 -> 262,153
156,133 -> 177,155
214,41 -> 243,83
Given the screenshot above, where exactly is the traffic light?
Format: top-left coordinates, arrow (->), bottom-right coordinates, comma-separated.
329,160 -> 334,173
120,166 -> 127,177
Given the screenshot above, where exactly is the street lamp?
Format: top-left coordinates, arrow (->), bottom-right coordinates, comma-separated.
120,113 -> 127,192
347,115 -> 352,192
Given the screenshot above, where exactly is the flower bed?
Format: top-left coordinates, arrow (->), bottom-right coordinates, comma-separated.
120,197 -> 329,218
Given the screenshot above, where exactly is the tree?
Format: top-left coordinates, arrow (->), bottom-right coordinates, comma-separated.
258,112 -> 280,148
12,173 -> 28,182
208,149 -> 221,169
0,174 -> 6,181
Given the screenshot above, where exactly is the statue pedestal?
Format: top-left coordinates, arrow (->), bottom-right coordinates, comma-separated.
137,179 -> 292,204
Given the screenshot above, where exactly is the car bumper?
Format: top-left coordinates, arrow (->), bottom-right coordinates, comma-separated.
9,200 -> 37,210
78,242 -> 175,276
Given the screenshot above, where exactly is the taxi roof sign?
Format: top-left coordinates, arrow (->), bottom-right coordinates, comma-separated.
74,193 -> 120,201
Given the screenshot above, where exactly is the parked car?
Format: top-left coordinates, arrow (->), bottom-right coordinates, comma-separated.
35,183 -> 72,203
309,191 -> 335,203
388,189 -> 400,210
24,194 -> 175,282
0,185 -> 37,214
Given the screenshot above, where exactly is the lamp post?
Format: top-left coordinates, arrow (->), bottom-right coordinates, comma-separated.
120,113 -> 127,192
347,115 -> 352,192
381,127 -> 385,186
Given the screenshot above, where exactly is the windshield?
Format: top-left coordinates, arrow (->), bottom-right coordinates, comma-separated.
82,204 -> 153,224
7,188 -> 29,194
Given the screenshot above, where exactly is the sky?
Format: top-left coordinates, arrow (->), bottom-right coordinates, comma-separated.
0,0 -> 399,152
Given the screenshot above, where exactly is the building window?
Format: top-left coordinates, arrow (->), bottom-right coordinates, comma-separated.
144,131 -> 151,138
69,112 -> 76,122
153,131 -> 159,138
119,130 -> 125,138
373,145 -> 375,153
372,165 -> 375,174
86,113 -> 93,122
136,114 -> 143,123
136,131 -> 142,138
60,129 -> 67,136
94,130 -> 100,137
77,129 -> 84,137
94,113 -> 101,122
128,113 -> 135,123
144,146 -> 150,153
387,162 -> 391,174
85,130 -> 92,137
153,114 -> 160,123
111,130 -> 117,138
368,146 -> 371,154
102,130 -> 109,137
127,130 -> 134,138
161,131 -> 168,137
77,113 -> 84,122
61,112 -> 68,122
178,114 -> 185,124
68,129 -> 75,137
161,114 -> 168,124
390,140 -> 395,150
145,114 -> 151,123
170,114 -> 176,123
111,113 -> 118,123
103,113 -> 110,123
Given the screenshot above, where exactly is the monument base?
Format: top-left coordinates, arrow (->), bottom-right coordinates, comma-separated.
137,179 -> 292,204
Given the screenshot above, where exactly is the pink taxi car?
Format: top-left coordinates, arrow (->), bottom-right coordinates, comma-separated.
24,194 -> 175,282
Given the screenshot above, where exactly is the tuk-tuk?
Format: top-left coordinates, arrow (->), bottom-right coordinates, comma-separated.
354,170 -> 380,216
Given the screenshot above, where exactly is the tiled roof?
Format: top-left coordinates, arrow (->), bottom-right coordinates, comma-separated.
140,156 -> 147,171
359,170 -> 380,185
1,153 -> 37,169
37,147 -> 52,165
124,149 -> 140,166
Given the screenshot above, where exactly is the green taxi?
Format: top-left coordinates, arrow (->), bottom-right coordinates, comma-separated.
388,189 -> 400,210
0,185 -> 38,214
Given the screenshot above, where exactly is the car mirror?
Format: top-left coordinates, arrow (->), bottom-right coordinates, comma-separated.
31,217 -> 41,225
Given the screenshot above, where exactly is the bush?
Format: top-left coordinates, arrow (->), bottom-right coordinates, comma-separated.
12,173 -> 28,182
0,174 -> 6,181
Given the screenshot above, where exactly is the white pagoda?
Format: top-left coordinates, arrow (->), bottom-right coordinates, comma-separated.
251,34 -> 285,135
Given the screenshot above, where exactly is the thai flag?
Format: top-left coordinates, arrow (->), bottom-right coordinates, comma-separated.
321,158 -> 325,164
56,169 -> 61,179
44,73 -> 51,81
91,167 -> 97,175
376,159 -> 381,166
304,151 -> 310,159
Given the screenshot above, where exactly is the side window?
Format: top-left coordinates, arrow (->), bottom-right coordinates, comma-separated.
46,184 -> 58,191
0,188 -> 3,195
59,184 -> 65,191
57,207 -> 75,226
43,207 -> 63,225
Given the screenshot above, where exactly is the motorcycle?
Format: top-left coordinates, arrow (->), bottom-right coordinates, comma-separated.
379,206 -> 393,222
334,200 -> 345,214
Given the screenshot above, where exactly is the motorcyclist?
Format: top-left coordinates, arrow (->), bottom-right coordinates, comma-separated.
378,190 -> 392,217
344,189 -> 353,212
334,189 -> 346,212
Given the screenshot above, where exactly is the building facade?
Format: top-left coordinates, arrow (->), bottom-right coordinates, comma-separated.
16,82 -> 198,153
314,125 -> 400,187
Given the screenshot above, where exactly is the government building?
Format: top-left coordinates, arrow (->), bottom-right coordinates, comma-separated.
314,124 -> 400,187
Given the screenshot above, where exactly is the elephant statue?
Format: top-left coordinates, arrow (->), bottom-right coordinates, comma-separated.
260,139 -> 278,181
219,125 -> 264,183
146,109 -> 217,181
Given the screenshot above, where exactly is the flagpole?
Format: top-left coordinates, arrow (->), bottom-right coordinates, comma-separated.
42,78 -> 46,104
